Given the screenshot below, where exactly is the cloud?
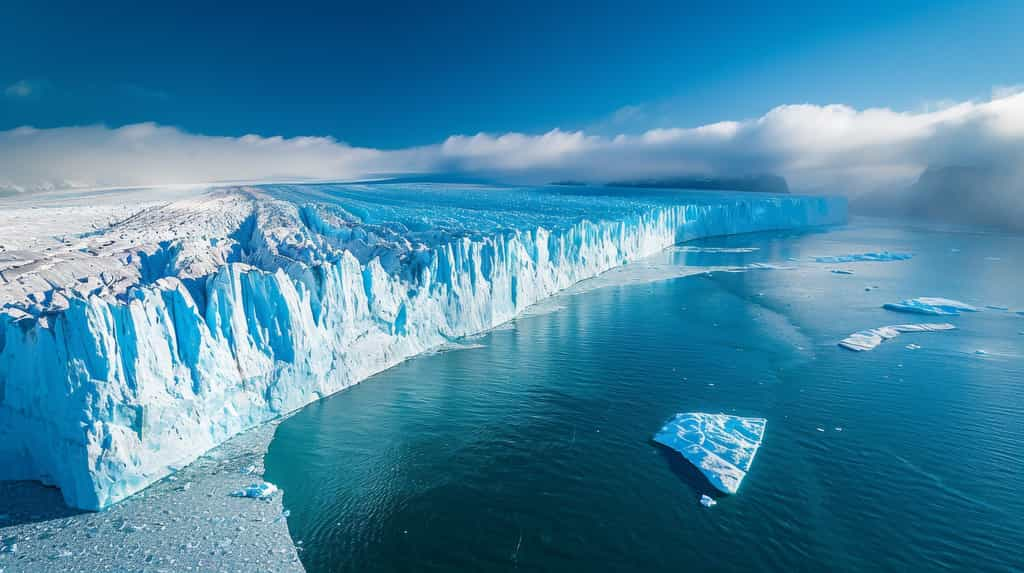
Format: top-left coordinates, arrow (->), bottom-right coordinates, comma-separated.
4,79 -> 43,98
2,89 -> 1024,226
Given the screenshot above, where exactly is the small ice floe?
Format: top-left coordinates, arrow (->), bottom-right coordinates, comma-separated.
882,297 -> 978,316
975,349 -> 988,356
699,494 -> 717,508
834,427 -> 843,432
230,482 -> 278,499
726,262 -> 792,273
905,343 -> 921,350
985,305 -> 1009,311
816,427 -> 825,432
813,252 -> 912,263
950,248 -> 961,253
675,246 -> 760,254
985,257 -> 1002,261
838,323 -> 955,352
831,269 -> 854,275
653,413 -> 766,494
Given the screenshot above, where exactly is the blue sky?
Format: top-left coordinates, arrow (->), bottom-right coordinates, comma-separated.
3,0 -> 1022,148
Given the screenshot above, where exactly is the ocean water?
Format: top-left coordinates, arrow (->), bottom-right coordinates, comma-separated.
265,218 -> 1024,572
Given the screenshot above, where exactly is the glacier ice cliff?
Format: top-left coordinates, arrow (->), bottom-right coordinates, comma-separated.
0,183 -> 845,510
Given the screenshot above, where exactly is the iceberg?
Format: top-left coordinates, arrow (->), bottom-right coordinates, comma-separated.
838,323 -> 956,352
653,413 -> 767,494
812,251 -> 912,263
230,482 -> 278,499
699,494 -> 717,508
0,183 -> 844,510
673,246 -> 760,254
882,297 -> 979,316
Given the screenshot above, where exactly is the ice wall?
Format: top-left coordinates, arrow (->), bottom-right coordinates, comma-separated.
0,184 -> 846,509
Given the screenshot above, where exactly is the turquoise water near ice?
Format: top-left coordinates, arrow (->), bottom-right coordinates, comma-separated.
265,219 -> 1024,572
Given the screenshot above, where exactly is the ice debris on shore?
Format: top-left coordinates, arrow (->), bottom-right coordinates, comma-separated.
838,323 -> 955,352
230,482 -> 278,499
654,413 -> 766,494
812,251 -> 912,263
883,297 -> 978,316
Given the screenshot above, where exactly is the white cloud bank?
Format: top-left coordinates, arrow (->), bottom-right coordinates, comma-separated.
3,89 -> 1024,212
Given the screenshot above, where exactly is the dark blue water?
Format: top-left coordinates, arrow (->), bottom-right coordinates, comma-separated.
265,219 -> 1024,572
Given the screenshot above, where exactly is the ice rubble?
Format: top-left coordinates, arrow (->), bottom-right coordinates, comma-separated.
654,413 -> 767,494
812,251 -> 912,263
838,323 -> 956,352
882,297 -> 979,316
0,183 -> 844,510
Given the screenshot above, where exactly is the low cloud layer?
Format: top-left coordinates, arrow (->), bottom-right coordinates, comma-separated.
3,90 -> 1023,228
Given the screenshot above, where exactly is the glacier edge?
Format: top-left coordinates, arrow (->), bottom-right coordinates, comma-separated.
0,186 -> 846,510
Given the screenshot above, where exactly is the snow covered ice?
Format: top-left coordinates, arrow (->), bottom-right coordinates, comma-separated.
838,323 -> 956,352
883,297 -> 979,316
654,413 -> 767,494
0,183 -> 843,510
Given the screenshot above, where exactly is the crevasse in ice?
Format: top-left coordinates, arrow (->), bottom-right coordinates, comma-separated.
0,183 -> 844,509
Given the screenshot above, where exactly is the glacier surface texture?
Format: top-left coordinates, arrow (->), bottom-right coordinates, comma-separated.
654,413 -> 767,494
0,183 -> 844,509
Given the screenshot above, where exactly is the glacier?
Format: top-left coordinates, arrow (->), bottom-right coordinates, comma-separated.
0,182 -> 845,510
653,413 -> 767,495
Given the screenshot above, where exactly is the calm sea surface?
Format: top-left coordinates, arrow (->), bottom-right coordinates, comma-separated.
266,218 -> 1024,572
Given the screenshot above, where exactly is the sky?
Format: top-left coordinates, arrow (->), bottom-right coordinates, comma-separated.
2,0 -> 1024,229
3,0 -> 1022,147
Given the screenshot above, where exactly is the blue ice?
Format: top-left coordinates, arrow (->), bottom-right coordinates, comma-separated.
654,413 -> 766,494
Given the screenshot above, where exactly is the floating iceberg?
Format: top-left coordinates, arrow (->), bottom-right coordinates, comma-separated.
830,269 -> 854,275
653,413 -> 767,494
813,251 -> 912,263
0,183 -> 843,510
674,246 -> 760,254
699,494 -> 717,508
230,482 -> 278,499
882,297 -> 979,316
838,323 -> 955,352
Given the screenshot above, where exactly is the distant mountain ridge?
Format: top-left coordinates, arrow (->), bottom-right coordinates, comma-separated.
853,165 -> 1024,233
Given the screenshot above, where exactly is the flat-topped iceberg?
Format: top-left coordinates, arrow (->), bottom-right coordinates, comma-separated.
883,297 -> 978,316
0,183 -> 843,510
654,413 -> 767,494
813,251 -> 912,263
838,323 -> 956,352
